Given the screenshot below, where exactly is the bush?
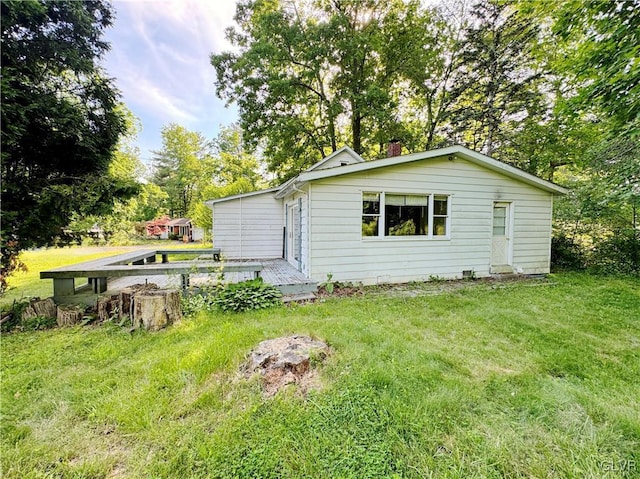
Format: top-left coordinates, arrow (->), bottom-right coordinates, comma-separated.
551,234 -> 586,271
181,291 -> 217,317
588,230 -> 640,275
213,279 -> 282,313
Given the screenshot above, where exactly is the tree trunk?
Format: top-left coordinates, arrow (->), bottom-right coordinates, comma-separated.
131,289 -> 181,331
56,305 -> 83,327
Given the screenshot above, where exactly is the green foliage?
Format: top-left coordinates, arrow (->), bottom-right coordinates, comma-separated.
151,123 -> 214,218
589,230 -> 640,276
213,279 -> 282,313
551,234 -> 586,272
2,274 -> 640,477
448,0 -> 542,157
0,0 -> 135,290
212,0 -> 430,179
180,292 -> 218,317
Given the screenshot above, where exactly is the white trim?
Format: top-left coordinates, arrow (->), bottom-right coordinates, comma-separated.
205,187 -> 280,206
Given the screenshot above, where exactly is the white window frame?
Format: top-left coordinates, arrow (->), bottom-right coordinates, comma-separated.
362,191 -> 451,240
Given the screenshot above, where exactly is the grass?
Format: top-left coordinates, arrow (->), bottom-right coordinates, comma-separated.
1,252 -> 639,478
1,242 -> 211,306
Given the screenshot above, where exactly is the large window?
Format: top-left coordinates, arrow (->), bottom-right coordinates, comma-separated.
385,194 -> 428,236
362,192 -> 449,239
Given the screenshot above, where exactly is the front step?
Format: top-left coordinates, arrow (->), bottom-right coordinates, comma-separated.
275,281 -> 318,295
490,265 -> 513,274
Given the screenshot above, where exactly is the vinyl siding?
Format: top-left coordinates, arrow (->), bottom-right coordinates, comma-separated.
212,192 -> 283,259
308,156 -> 553,283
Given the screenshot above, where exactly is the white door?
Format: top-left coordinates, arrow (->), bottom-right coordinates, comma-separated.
491,202 -> 512,273
286,202 -> 301,269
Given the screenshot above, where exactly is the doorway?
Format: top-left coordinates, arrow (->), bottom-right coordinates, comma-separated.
491,202 -> 512,273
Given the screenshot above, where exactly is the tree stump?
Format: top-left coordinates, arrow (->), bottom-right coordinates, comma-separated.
56,305 -> 83,327
131,289 -> 181,331
119,283 -> 158,320
21,298 -> 57,321
96,295 -> 119,322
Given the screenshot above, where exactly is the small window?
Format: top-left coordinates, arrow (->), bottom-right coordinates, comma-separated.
385,194 -> 428,236
432,195 -> 448,236
493,205 -> 507,236
362,192 -> 380,237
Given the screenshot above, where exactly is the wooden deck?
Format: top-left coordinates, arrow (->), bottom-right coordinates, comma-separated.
53,259 -> 317,304
112,259 -> 317,294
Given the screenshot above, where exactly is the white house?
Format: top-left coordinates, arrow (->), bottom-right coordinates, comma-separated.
206,145 -> 567,285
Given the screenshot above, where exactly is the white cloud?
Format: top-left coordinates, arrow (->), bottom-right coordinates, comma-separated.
103,0 -> 239,155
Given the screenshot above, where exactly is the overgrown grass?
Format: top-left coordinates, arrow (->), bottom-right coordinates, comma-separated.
2,273 -> 639,478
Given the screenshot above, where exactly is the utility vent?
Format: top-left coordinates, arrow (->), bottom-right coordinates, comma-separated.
462,270 -> 474,279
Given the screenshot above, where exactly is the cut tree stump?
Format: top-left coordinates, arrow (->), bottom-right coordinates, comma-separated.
96,295 -> 119,322
56,305 -> 84,327
21,298 -> 57,321
119,283 -> 158,320
131,289 -> 181,331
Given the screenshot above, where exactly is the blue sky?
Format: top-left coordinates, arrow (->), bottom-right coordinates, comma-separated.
101,0 -> 239,169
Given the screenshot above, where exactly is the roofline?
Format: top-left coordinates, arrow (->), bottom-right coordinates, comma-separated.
205,187 -> 280,207
305,145 -> 365,172
297,145 -> 568,195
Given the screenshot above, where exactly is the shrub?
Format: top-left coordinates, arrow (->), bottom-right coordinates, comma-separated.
551,234 -> 586,271
588,230 -> 640,275
213,279 -> 282,313
181,291 -> 217,317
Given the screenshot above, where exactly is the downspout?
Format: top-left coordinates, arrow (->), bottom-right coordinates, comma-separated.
291,182 -> 307,273
239,197 -> 243,259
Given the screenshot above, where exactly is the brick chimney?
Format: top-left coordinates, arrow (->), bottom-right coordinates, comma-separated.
387,140 -> 402,158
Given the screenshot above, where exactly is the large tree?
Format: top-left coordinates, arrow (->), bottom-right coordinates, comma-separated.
212,0 -> 429,179
446,0 -> 543,157
151,124 -> 214,218
1,0 -> 135,291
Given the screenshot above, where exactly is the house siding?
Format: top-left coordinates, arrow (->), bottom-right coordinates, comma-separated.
309,156 -> 553,284
212,192 -> 283,259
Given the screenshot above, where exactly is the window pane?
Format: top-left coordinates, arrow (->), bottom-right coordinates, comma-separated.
433,217 -> 447,236
493,206 -> 506,219
362,216 -> 379,236
386,205 -> 427,236
434,196 -> 448,215
493,225 -> 506,236
363,193 -> 380,215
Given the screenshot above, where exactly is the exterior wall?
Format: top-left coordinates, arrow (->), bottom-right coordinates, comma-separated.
308,156 -> 553,284
282,187 -> 310,276
212,192 -> 283,259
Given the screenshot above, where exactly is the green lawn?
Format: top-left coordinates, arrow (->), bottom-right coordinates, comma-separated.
2,273 -> 639,478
